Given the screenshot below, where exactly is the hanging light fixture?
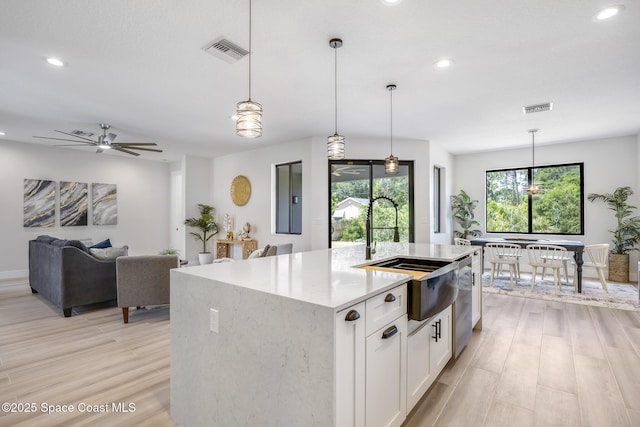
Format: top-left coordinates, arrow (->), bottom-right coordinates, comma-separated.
526,129 -> 543,195
385,84 -> 399,175
327,38 -> 345,160
236,0 -> 262,138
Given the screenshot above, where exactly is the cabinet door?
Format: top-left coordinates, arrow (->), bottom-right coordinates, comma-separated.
430,305 -> 452,375
471,248 -> 482,328
406,319 -> 433,412
366,317 -> 407,427
335,302 -> 366,427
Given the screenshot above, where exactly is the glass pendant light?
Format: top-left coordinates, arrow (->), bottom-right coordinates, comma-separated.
526,129 -> 543,195
327,38 -> 345,160
236,0 -> 262,138
385,84 -> 399,175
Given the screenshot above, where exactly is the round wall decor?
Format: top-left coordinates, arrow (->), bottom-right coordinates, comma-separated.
230,175 -> 251,206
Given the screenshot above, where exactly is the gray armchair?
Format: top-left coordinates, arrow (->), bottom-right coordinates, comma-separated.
116,255 -> 179,323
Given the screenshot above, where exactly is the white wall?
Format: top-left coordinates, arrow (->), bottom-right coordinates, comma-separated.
428,141 -> 455,244
212,136 -> 436,255
453,134 -> 639,280
183,155 -> 213,263
0,140 -> 170,279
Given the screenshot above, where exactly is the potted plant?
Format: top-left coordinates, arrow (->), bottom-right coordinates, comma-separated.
588,186 -> 640,282
450,190 -> 482,240
184,204 -> 219,265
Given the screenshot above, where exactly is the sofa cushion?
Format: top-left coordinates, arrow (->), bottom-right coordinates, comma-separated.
90,246 -> 129,260
36,235 -> 57,244
66,240 -> 88,252
90,239 -> 112,249
260,244 -> 271,257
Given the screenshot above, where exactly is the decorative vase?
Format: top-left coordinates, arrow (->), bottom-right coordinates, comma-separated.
608,253 -> 629,282
198,252 -> 214,265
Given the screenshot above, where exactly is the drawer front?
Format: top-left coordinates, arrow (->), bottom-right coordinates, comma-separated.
365,284 -> 407,336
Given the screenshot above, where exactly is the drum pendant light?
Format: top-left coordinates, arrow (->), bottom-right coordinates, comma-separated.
327,38 -> 345,160
236,0 -> 262,138
385,84 -> 399,175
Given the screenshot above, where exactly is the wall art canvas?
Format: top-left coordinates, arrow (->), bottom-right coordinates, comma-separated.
60,181 -> 88,226
92,183 -> 117,225
23,179 -> 56,227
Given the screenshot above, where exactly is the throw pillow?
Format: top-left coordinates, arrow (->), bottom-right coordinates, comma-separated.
36,235 -> 56,244
90,238 -> 112,249
260,244 -> 271,257
66,240 -> 88,252
89,245 -> 129,260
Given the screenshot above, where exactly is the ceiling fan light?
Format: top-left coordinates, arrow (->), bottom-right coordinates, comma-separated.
596,5 -> 623,20
236,100 -> 263,138
385,154 -> 399,175
327,133 -> 345,160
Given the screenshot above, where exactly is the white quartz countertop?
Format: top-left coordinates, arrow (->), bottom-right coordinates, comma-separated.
173,243 -> 477,312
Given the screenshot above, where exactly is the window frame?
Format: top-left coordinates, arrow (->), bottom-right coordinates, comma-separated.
275,160 -> 302,235
485,162 -> 585,235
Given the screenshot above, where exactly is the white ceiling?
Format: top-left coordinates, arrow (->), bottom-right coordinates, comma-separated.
1,0 -> 639,162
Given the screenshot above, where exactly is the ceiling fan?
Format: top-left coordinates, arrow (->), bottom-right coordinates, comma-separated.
33,123 -> 162,156
331,165 -> 366,176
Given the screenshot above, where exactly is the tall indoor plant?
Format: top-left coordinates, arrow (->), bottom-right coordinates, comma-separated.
184,204 -> 219,265
587,186 -> 640,282
450,190 -> 482,239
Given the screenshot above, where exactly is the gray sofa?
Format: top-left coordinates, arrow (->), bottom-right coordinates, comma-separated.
28,235 -> 118,317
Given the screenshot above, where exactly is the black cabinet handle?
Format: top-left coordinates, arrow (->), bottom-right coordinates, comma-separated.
382,325 -> 398,339
472,272 -> 476,287
384,293 -> 396,303
432,319 -> 442,342
345,310 -> 360,322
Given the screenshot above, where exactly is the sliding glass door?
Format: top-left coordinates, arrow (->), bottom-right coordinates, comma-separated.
329,160 -> 414,247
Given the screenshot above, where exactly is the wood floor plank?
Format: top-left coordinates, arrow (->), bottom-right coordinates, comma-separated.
533,385 -> 581,427
493,342 -> 540,410
538,334 -> 577,394
574,353 -> 631,427
438,329 -> 486,387
483,400 -> 534,427
542,306 -> 570,339
565,304 -> 606,359
471,329 -> 515,374
604,346 -> 640,411
588,306 -> 634,351
403,381 -> 454,427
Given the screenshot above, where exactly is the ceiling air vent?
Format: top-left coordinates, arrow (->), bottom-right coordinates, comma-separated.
202,37 -> 249,64
522,102 -> 553,114
71,130 -> 94,137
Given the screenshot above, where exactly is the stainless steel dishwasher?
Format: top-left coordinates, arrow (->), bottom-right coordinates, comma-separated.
453,255 -> 472,358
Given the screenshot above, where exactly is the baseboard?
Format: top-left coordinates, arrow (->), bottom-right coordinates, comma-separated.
0,269 -> 28,281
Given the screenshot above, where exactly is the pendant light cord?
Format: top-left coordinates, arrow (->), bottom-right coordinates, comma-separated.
248,0 -> 252,100
389,87 -> 394,154
334,45 -> 338,134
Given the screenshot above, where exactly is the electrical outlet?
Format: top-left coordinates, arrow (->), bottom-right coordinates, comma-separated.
210,308 -> 219,333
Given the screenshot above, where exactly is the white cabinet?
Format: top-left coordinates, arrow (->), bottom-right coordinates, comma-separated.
471,248 -> 483,329
335,302 -> 366,427
365,316 -> 407,427
335,284 -> 407,427
406,305 -> 452,412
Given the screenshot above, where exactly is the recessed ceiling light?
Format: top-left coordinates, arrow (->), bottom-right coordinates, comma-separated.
46,57 -> 65,67
435,58 -> 453,68
595,5 -> 624,20
381,0 -> 402,5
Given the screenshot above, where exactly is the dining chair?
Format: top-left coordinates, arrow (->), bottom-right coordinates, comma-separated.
527,244 -> 568,293
541,251 -> 573,283
485,243 -> 522,289
454,238 -> 471,246
572,244 -> 609,292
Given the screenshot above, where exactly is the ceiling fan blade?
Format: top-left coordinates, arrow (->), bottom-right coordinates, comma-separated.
114,142 -> 158,146
96,147 -> 104,154
113,146 -> 141,156
33,136 -> 97,145
115,146 -> 163,153
54,144 -> 96,147
53,129 -> 97,143
104,133 -> 117,144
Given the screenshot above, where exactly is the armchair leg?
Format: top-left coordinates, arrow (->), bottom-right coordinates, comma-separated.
63,308 -> 72,317
122,307 -> 129,324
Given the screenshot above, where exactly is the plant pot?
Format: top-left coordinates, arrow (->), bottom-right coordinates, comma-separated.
198,252 -> 214,265
608,253 -> 629,282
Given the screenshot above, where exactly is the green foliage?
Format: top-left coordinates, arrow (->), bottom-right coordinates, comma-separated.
486,165 -> 582,234
588,186 -> 640,254
184,204 -> 219,253
451,190 -> 482,239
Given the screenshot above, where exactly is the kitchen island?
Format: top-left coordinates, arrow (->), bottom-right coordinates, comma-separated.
170,243 -> 480,427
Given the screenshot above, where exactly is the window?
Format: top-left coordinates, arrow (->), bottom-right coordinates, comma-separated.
276,161 -> 302,234
486,163 -> 584,234
329,160 -> 414,247
433,166 -> 443,233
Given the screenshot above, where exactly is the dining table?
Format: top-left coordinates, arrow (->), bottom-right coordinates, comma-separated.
469,237 -> 586,293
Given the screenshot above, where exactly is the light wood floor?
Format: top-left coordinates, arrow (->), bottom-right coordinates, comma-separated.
1,279 -> 639,427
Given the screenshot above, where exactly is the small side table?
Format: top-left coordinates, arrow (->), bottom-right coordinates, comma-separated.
216,239 -> 258,260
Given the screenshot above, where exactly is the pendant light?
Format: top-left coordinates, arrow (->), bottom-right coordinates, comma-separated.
385,84 -> 399,175
236,0 -> 262,138
526,129 -> 543,195
327,38 -> 345,160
